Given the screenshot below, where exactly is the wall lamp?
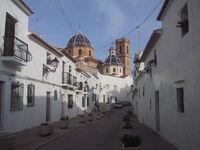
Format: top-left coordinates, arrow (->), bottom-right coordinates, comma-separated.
43,57 -> 59,76
134,57 -> 157,77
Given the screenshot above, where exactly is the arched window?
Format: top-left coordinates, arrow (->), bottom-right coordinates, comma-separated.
78,49 -> 82,56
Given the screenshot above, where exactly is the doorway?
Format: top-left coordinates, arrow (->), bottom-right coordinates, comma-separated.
46,92 -> 51,122
155,91 -> 160,131
0,82 -> 3,129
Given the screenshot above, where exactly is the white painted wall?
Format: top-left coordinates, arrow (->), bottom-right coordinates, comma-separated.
134,1 -> 200,150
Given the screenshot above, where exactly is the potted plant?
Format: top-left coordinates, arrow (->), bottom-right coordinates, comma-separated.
121,134 -> 141,150
88,113 -> 93,121
38,122 -> 54,137
0,132 -> 16,150
59,116 -> 69,129
123,115 -> 130,122
79,114 -> 86,123
123,122 -> 133,129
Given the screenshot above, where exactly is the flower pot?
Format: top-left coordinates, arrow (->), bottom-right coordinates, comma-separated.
122,144 -> 141,150
60,119 -> 69,129
0,132 -> 16,150
38,123 -> 54,137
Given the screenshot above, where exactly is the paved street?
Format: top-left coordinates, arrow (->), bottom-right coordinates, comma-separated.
37,107 -> 179,150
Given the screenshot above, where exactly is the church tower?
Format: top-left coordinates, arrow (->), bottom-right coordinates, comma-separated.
115,38 -> 131,76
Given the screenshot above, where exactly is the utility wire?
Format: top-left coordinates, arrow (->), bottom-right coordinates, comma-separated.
95,0 -> 163,51
54,0 -> 76,33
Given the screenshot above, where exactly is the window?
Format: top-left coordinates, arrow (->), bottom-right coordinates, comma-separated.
87,97 -> 89,107
54,90 -> 58,100
27,84 -> 35,107
127,46 -> 129,54
119,68 -> 121,73
176,87 -> 184,112
4,13 -> 17,57
82,96 -> 85,107
154,50 -> 157,66
103,95 -> 105,103
106,68 -> 108,73
106,84 -> 110,90
113,68 -> 116,73
139,88 -> 140,99
78,49 -> 82,56
178,4 -> 189,36
150,99 -> 152,110
119,46 -> 122,54
143,87 -> 145,97
114,85 -> 117,91
89,50 -> 91,56
68,94 -> 73,108
11,82 -> 24,110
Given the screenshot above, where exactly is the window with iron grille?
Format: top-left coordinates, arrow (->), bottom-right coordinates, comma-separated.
54,90 -> 58,100
87,97 -> 89,107
82,96 -> 85,107
11,82 -> 24,110
68,94 -> 73,108
27,84 -> 35,107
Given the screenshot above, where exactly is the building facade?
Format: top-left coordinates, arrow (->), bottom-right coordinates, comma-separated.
133,0 -> 200,150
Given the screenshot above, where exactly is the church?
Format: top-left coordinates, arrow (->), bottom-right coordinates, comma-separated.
64,32 -> 132,77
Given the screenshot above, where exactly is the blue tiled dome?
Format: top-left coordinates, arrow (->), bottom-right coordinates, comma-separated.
67,32 -> 92,48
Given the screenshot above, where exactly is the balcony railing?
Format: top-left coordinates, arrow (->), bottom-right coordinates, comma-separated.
3,36 -> 32,62
62,72 -> 77,86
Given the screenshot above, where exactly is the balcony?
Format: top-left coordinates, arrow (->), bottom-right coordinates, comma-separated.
0,36 -> 32,65
62,72 -> 77,88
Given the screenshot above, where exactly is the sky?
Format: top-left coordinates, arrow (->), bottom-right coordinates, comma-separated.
25,0 -> 163,61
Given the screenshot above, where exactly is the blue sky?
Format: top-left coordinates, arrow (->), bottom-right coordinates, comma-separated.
25,0 -> 163,61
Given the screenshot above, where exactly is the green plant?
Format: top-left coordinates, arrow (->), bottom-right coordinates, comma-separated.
121,134 -> 141,147
123,122 -> 133,129
123,115 -> 130,122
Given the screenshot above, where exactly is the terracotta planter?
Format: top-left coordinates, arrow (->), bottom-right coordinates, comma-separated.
38,123 -> 54,137
0,132 -> 16,150
122,144 -> 141,150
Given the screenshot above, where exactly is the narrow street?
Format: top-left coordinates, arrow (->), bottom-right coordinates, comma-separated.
38,107 -> 178,150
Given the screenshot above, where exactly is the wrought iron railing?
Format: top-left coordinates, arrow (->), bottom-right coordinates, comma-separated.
3,36 -> 32,62
63,72 -> 77,86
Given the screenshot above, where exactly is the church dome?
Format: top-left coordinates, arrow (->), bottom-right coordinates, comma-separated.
104,47 -> 122,66
67,32 -> 92,48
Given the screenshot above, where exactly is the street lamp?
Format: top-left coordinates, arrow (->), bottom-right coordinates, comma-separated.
43,57 -> 60,76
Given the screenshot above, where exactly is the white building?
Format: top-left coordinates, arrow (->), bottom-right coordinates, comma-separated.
133,0 -> 200,150
0,0 -> 133,132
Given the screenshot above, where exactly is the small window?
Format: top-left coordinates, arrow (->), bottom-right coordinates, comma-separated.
54,90 -> 58,100
119,68 -> 121,73
143,87 -> 145,97
82,96 -> 85,107
177,87 -> 184,112
139,88 -> 140,99
119,46 -> 122,54
68,94 -> 73,108
106,68 -> 108,73
113,68 -> 116,73
89,50 -> 91,56
127,46 -> 129,54
11,82 -> 24,110
87,97 -> 89,107
154,50 -> 157,66
150,99 -> 152,110
27,84 -> 35,107
178,4 -> 189,36
78,49 -> 82,56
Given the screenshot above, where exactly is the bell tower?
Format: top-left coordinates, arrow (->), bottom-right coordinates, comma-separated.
116,38 -> 131,76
